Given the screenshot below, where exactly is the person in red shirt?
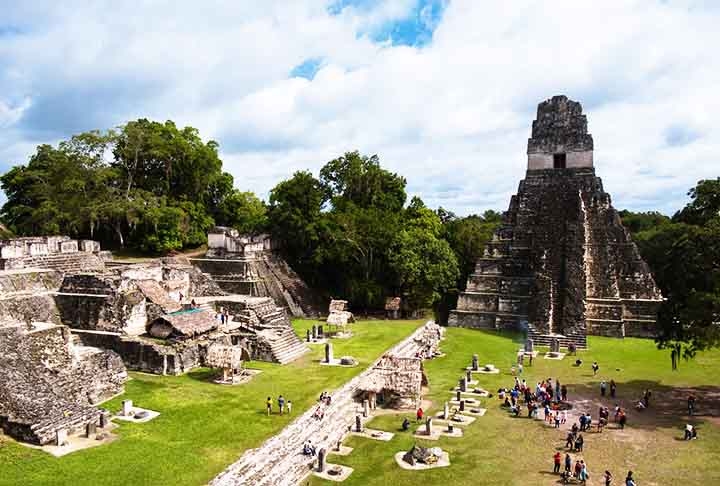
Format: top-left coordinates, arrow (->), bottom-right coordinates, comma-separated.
553,451 -> 562,473
416,407 -> 424,422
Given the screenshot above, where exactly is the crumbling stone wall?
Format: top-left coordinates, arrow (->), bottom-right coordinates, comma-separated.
0,322 -> 127,445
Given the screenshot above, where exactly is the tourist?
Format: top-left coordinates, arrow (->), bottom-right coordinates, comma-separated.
642,389 -> 652,407
592,361 -> 599,376
312,406 -> 324,420
600,380 -> 607,397
579,413 -> 587,431
571,422 -> 579,438
529,354 -> 533,366
555,379 -> 561,399
575,358 -> 583,367
575,434 -> 584,452
303,440 -> 316,456
610,379 -> 617,398
688,393 -> 696,415
266,396 -> 272,416
578,460 -> 589,484
191,298 -> 197,308
585,413 -> 592,431
287,400 -> 292,414
561,385 -> 568,402
574,460 -> 583,478
554,412 -> 561,428
518,363 -> 523,374
416,407 -> 424,422
625,470 -> 636,486
598,417 -> 608,432
564,453 -> 572,474
614,404 -> 621,421
635,400 -> 646,411
402,417 -> 410,431
553,451 -> 562,473
684,423 -> 698,440
619,411 -> 627,429
604,470 -> 613,486
278,395 -> 285,415
560,410 -> 567,424
178,291 -> 184,302
565,431 -> 574,449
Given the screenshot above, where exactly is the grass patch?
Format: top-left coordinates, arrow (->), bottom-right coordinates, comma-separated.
306,328 -> 720,485
0,319 -> 423,486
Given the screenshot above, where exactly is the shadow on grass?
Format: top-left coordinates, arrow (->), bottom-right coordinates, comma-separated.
565,380 -> 720,432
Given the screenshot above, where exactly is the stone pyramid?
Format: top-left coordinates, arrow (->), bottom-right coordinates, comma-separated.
449,95 -> 662,347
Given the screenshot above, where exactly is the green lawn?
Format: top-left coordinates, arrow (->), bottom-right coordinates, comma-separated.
307,329 -> 720,486
0,319 -> 423,486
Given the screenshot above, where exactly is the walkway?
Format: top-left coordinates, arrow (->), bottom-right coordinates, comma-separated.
210,322 -> 439,486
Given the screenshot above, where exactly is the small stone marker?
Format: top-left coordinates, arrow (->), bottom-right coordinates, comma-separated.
325,342 -> 333,364
306,329 -> 311,342
466,369 -> 472,383
456,390 -> 461,402
460,400 -> 465,412
318,448 -> 326,472
460,377 -> 468,392
336,440 -> 342,451
552,338 -> 561,353
312,325 -> 317,340
318,325 -> 324,337
443,402 -> 449,420
99,410 -> 110,428
525,338 -> 534,352
363,399 -> 370,418
86,422 -> 97,438
447,423 -> 454,433
122,399 -> 133,416
472,354 -> 479,371
425,418 -> 433,436
56,428 -> 68,446
355,415 -> 362,432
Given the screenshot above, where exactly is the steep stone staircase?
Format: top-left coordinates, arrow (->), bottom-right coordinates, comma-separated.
256,326 -> 310,365
527,324 -> 587,348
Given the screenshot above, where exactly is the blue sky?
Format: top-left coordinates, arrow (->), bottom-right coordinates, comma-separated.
1,0 -> 719,215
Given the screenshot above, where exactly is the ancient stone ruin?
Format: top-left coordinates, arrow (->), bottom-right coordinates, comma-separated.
0,236 -> 309,383
449,95 -> 662,347
191,228 -> 322,317
357,355 -> 425,409
0,236 -> 108,272
0,319 -> 127,445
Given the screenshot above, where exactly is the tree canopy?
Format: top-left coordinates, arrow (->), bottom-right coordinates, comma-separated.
0,120 -> 263,252
622,178 -> 720,367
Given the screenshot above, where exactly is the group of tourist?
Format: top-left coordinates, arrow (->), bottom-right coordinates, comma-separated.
495,359 -> 645,485
599,379 -> 617,398
312,392 -> 332,420
266,395 -> 292,416
215,307 -> 230,325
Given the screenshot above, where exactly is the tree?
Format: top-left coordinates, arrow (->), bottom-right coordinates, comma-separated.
0,120 -> 243,253
215,190 -> 268,234
623,179 -> 720,368
390,198 -> 459,310
267,171 -> 326,277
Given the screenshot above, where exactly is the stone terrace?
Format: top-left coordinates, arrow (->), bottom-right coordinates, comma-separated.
211,322 -> 439,486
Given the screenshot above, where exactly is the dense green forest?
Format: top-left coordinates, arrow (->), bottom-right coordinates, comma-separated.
0,121 -> 497,313
1,119 -> 717,359
620,179 -> 720,366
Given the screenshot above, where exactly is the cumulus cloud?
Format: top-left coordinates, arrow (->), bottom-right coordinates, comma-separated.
0,0 -> 718,216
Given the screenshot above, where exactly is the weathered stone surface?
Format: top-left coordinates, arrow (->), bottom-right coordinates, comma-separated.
0,321 -> 127,445
193,230 -> 322,317
450,95 -> 662,345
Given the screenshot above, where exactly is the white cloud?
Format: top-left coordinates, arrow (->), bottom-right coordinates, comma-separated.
0,0 -> 718,216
